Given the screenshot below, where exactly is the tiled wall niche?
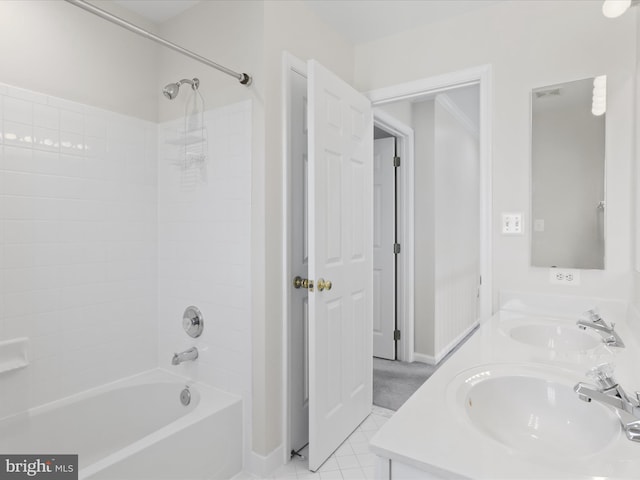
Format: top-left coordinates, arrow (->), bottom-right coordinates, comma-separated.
0,83 -> 158,416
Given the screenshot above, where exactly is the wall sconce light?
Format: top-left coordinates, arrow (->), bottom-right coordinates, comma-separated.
602,0 -> 638,18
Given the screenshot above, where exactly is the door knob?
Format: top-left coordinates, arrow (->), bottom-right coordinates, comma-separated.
317,278 -> 332,292
293,276 -> 314,291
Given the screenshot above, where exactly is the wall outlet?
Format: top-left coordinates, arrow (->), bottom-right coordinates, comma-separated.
549,268 -> 581,286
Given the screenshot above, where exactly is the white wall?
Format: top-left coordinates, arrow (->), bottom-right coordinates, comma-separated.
433,96 -> 480,357
411,95 -> 480,359
0,83 -> 158,418
355,0 -> 637,308
412,100 -> 436,356
0,1 -> 159,122
257,0 -> 356,459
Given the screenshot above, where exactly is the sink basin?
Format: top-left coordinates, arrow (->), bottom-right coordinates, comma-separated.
456,371 -> 619,458
508,324 -> 601,351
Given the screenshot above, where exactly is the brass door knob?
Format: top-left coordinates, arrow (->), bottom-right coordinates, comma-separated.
293,276 -> 314,291
317,278 -> 332,292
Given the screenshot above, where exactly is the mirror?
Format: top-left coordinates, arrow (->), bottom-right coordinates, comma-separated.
531,77 -> 606,269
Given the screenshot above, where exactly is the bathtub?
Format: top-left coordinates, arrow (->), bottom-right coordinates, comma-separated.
0,369 -> 243,479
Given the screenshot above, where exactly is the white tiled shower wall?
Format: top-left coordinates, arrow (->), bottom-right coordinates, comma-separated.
0,83 -> 158,417
0,84 -> 253,456
157,100 -> 253,461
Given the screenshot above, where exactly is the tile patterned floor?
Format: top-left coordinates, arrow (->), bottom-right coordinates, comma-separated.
234,406 -> 394,480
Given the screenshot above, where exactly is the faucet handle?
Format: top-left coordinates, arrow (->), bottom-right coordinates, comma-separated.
587,363 -> 618,389
586,307 -> 600,319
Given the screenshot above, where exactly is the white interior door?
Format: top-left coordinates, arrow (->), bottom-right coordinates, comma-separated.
307,59 -> 373,472
373,137 -> 396,360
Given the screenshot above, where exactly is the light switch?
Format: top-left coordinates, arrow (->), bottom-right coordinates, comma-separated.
534,219 -> 545,232
502,213 -> 523,235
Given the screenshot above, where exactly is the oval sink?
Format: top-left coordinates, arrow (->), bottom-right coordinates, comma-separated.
463,374 -> 619,457
509,324 -> 601,351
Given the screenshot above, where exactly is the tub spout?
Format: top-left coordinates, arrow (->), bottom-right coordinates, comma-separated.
172,347 -> 198,365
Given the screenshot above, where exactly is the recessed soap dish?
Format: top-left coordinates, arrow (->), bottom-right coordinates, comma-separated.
0,337 -> 29,375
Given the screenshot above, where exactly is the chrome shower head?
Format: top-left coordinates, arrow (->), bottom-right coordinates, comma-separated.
163,82 -> 180,100
162,78 -> 200,100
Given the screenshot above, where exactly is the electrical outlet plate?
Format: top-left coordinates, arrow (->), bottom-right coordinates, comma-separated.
549,268 -> 581,286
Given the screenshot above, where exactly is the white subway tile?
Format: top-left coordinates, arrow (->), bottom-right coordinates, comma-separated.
33,104 -> 59,129
3,120 -> 33,147
60,109 -> 84,134
33,126 -> 59,153
3,96 -> 33,125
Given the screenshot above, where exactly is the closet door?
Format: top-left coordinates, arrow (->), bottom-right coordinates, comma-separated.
307,59 -> 373,472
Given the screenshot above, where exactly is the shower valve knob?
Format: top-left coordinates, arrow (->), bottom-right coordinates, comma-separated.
182,306 -> 204,338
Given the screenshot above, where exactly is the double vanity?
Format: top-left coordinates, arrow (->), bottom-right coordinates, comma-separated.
370,293 -> 640,479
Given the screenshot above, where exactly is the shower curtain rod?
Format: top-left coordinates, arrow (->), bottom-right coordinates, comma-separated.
64,0 -> 252,86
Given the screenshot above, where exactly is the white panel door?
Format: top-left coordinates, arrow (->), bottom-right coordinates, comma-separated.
307,59 -> 373,472
373,137 -> 396,360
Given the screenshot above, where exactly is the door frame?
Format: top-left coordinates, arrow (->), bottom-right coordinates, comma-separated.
282,51 -> 308,464
281,54 -> 493,464
367,64 -> 493,329
372,112 -> 415,363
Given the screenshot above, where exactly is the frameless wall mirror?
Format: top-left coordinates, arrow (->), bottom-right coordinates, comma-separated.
531,76 -> 606,269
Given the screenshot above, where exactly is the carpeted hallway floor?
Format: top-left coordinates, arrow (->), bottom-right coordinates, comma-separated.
372,358 -> 436,411
373,326 -> 478,410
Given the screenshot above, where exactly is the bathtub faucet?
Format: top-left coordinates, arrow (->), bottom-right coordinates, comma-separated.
576,308 -> 625,348
574,364 -> 640,442
172,347 -> 198,365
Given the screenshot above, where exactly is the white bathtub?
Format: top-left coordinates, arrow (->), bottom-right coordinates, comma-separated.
0,369 -> 243,479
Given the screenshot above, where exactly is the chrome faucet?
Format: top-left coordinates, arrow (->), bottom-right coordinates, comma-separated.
576,309 -> 625,348
574,364 -> 640,442
172,347 -> 198,365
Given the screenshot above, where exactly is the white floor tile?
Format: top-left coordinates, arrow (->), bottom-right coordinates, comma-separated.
349,441 -> 371,455
297,471 -> 321,480
345,430 -> 368,444
318,458 -> 341,473
356,453 -> 377,467
362,465 -> 376,480
358,417 -> 379,432
340,468 -> 366,480
334,442 -> 355,457
319,471 -> 343,480
335,455 -> 360,471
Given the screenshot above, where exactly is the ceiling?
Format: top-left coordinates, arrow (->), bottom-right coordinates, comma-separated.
113,0 -> 502,43
304,0 -> 502,43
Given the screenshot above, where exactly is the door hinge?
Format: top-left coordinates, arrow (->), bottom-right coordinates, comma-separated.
393,156 -> 401,167
393,243 -> 401,254
393,329 -> 401,341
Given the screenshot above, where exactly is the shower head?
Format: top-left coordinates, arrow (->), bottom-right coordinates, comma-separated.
162,78 -> 200,100
163,83 -> 180,100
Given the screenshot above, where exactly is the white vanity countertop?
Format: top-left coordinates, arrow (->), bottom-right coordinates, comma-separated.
369,306 -> 640,479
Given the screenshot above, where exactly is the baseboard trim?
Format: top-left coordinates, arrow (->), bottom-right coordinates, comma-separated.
248,444 -> 284,478
412,352 -> 436,365
413,320 -> 480,367
435,320 -> 480,364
